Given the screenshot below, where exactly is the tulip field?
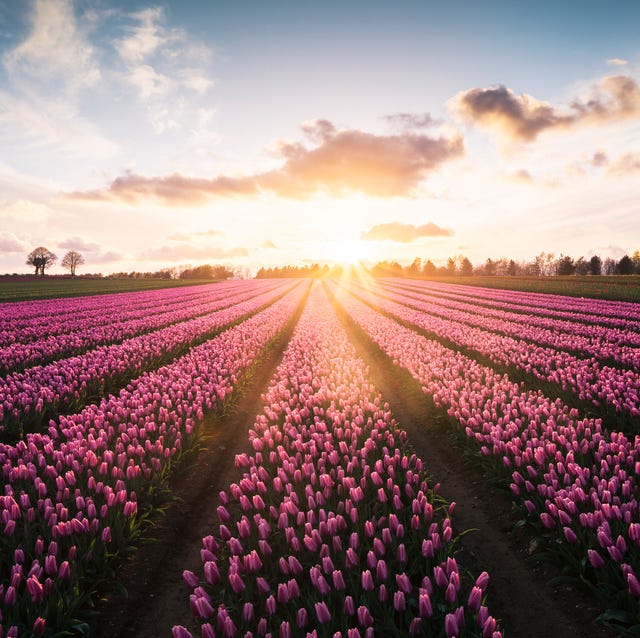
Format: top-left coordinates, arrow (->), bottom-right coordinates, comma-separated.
1,276 -> 639,637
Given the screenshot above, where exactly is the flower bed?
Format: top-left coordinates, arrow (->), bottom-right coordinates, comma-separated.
175,285 -> 502,638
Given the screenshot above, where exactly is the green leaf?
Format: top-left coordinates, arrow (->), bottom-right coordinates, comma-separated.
597,608 -> 635,624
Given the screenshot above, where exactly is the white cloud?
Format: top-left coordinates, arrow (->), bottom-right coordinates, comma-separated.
125,64 -> 173,99
3,0 -> 100,92
113,7 -> 165,65
607,58 -> 629,67
112,6 -> 215,108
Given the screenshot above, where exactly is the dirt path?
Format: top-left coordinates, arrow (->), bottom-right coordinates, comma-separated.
328,288 -> 617,638
90,290 -> 308,638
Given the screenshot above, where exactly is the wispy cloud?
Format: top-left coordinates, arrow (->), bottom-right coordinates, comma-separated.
58,236 -> 100,251
609,152 -> 640,174
0,0 -> 117,158
0,89 -> 118,158
3,0 -> 100,93
0,232 -> 26,253
140,243 -> 248,261
361,221 -> 453,242
168,229 -> 223,241
0,199 -> 51,224
66,118 -> 464,204
455,75 -> 640,142
607,58 -> 629,67
383,112 -> 439,129
113,6 -> 214,102
89,251 -> 123,264
510,169 -> 534,182
590,151 -> 609,167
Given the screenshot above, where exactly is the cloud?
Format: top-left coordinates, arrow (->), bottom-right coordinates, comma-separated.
89,251 -> 123,264
113,7 -> 214,102
456,75 -> 640,142
140,243 -> 249,261
0,89 -> 119,158
66,119 -> 464,204
590,151 -> 609,167
361,221 -> 454,243
609,153 -> 640,174
68,173 -> 258,205
169,229 -> 223,241
0,232 -> 26,253
0,199 -> 51,223
263,240 -> 277,249
607,58 -> 629,66
58,236 -> 100,251
456,85 -> 574,141
510,169 -> 533,182
383,112 -> 438,129
3,0 -> 100,92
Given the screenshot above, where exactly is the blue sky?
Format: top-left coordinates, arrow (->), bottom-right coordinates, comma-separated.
0,0 -> 639,274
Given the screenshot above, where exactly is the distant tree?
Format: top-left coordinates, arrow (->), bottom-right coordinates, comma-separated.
588,255 -> 602,276
533,252 -> 555,276
422,260 -> 437,276
506,259 -> 519,276
26,246 -> 57,275
555,254 -> 576,276
407,258 -> 422,276
459,256 -> 474,276
631,250 -> 640,274
482,258 -> 496,276
603,257 -> 617,275
616,255 -> 634,275
574,257 -> 589,276
212,265 -> 234,279
444,257 -> 456,276
61,250 -> 85,276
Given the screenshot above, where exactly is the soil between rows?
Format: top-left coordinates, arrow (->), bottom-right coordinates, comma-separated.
90,284 -> 618,638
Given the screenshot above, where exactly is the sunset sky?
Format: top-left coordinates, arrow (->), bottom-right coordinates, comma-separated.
1,0 -> 639,275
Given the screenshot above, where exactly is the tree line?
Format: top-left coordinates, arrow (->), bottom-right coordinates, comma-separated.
23,246 -> 640,280
24,247 -> 239,280
372,251 -> 640,277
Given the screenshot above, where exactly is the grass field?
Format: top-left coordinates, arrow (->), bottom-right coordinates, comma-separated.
407,274 -> 640,303
0,276 -> 219,302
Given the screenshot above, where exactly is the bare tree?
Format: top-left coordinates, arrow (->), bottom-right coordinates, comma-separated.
26,246 -> 57,276
61,250 -> 85,276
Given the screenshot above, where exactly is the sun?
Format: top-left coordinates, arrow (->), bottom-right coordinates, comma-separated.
324,238 -> 373,266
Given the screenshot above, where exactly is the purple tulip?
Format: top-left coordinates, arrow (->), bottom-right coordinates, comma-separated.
357,606 -> 373,627
314,601 -> 331,624
444,613 -> 458,638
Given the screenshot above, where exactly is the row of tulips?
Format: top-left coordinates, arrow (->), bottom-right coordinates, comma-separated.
331,282 -> 640,628
0,283 -> 307,637
348,281 -> 640,422
393,278 -> 640,325
174,285 -> 502,638
0,282 -> 241,338
0,281 -> 296,440
0,280 -> 282,375
378,279 -> 640,365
